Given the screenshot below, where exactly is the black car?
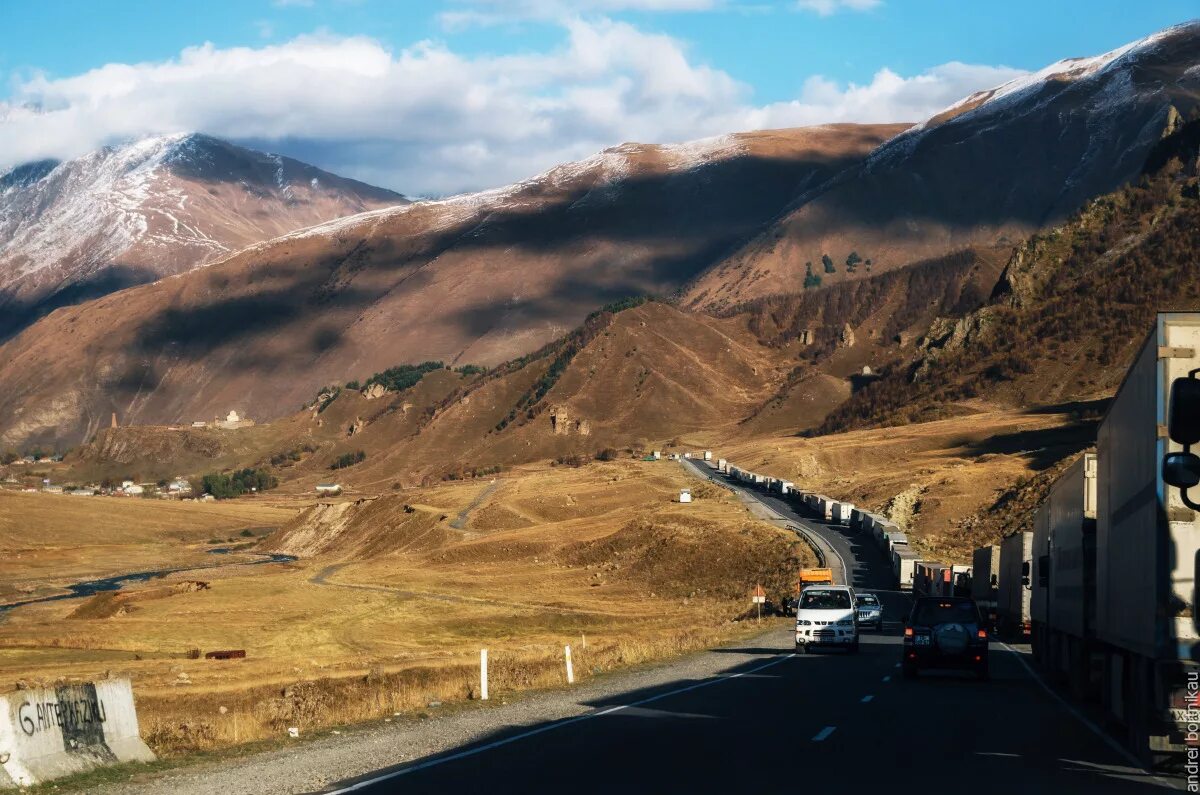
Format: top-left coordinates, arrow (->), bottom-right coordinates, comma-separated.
902,596 -> 989,680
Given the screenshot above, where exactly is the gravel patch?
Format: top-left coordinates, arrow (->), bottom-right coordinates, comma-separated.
88,625 -> 793,795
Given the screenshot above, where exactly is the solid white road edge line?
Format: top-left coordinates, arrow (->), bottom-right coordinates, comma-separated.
321,652 -> 799,794
812,726 -> 836,742
999,642 -> 1180,791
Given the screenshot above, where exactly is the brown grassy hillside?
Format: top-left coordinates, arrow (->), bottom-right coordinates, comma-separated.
0,125 -> 906,450
818,119 -> 1200,433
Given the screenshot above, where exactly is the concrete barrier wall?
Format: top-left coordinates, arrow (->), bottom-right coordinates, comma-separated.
0,679 -> 154,788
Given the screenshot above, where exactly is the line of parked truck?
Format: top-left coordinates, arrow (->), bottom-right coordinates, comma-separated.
717,461 -> 922,589
703,314 -> 1200,764
1020,313 -> 1200,764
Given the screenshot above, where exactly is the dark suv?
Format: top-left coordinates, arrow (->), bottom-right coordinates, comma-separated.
902,597 -> 989,680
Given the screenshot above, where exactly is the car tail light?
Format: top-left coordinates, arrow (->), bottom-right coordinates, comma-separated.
904,627 -> 913,637
977,629 -> 987,639
974,655 -> 981,662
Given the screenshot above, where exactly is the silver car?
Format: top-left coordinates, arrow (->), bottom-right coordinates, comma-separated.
856,592 -> 883,630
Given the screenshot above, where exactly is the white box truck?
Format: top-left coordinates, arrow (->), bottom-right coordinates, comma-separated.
831,502 -> 854,525
893,548 -> 920,590
1032,452 -> 1097,696
997,531 -> 1033,638
971,545 -> 1001,626
1095,314 -> 1200,761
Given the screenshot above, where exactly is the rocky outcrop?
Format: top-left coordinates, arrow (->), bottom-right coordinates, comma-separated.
549,405 -> 591,436
362,383 -> 388,400
839,324 -> 856,348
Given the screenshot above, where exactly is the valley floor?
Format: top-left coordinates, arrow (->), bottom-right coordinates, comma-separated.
0,459 -> 808,760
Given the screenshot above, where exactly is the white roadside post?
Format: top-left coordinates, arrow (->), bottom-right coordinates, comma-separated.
480,648 -> 489,700
564,645 -> 575,684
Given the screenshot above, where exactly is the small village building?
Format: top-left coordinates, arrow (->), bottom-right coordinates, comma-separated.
679,488 -> 693,503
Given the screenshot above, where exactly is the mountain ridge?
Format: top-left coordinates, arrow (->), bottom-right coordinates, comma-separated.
0,133 -> 406,338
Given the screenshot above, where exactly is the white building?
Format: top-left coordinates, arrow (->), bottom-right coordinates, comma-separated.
316,483 -> 342,496
679,488 -> 693,504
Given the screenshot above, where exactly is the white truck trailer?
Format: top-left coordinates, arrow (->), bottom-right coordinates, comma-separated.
997,531 -> 1033,638
830,502 -> 854,525
971,545 -> 1001,626
1031,452 -> 1097,697
1094,314 -> 1200,762
893,548 -> 920,591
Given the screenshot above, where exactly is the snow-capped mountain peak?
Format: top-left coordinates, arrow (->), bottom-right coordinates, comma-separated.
0,134 -> 405,338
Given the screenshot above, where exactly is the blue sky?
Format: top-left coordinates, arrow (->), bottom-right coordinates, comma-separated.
1,1 -> 1196,194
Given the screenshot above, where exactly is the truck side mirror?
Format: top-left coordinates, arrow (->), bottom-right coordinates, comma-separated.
1164,452 -> 1200,489
1169,377 -> 1200,445
1020,561 -> 1030,577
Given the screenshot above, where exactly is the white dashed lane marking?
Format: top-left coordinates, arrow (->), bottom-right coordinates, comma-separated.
861,695 -> 874,703
812,726 -> 837,742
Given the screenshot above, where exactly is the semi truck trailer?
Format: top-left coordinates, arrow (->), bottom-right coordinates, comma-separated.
1094,314 -> 1200,763
971,545 -> 1000,627
997,531 -> 1033,638
1030,452 -> 1097,698
1023,314 -> 1200,764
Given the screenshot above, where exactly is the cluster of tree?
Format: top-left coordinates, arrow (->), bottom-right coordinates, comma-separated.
552,454 -> 587,467
330,450 -> 367,470
269,443 -> 318,467
363,361 -> 445,393
312,386 -> 341,413
442,464 -> 503,481
803,262 -> 822,289
454,364 -> 486,376
201,468 -> 278,499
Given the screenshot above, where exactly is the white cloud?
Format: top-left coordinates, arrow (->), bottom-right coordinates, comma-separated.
0,23 -> 1025,196
796,0 -> 880,15
439,0 -> 722,30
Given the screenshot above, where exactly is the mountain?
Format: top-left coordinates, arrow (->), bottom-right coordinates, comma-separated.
0,133 -> 406,337
47,113 -> 1200,491
818,114 -> 1200,433
684,21 -> 1200,309
0,124 -> 907,448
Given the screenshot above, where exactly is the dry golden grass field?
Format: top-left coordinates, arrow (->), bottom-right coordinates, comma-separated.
0,460 -> 810,754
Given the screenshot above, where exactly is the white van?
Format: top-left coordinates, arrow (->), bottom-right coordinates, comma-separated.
794,585 -> 858,653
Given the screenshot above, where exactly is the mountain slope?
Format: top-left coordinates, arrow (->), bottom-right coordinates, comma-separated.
0,133 -> 405,337
0,124 -> 906,448
817,116 -> 1200,433
685,21 -> 1200,308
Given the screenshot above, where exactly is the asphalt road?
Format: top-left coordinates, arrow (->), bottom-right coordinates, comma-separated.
314,463 -> 1177,794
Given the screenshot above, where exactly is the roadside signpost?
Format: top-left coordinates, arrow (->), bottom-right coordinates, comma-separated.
752,584 -> 767,620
